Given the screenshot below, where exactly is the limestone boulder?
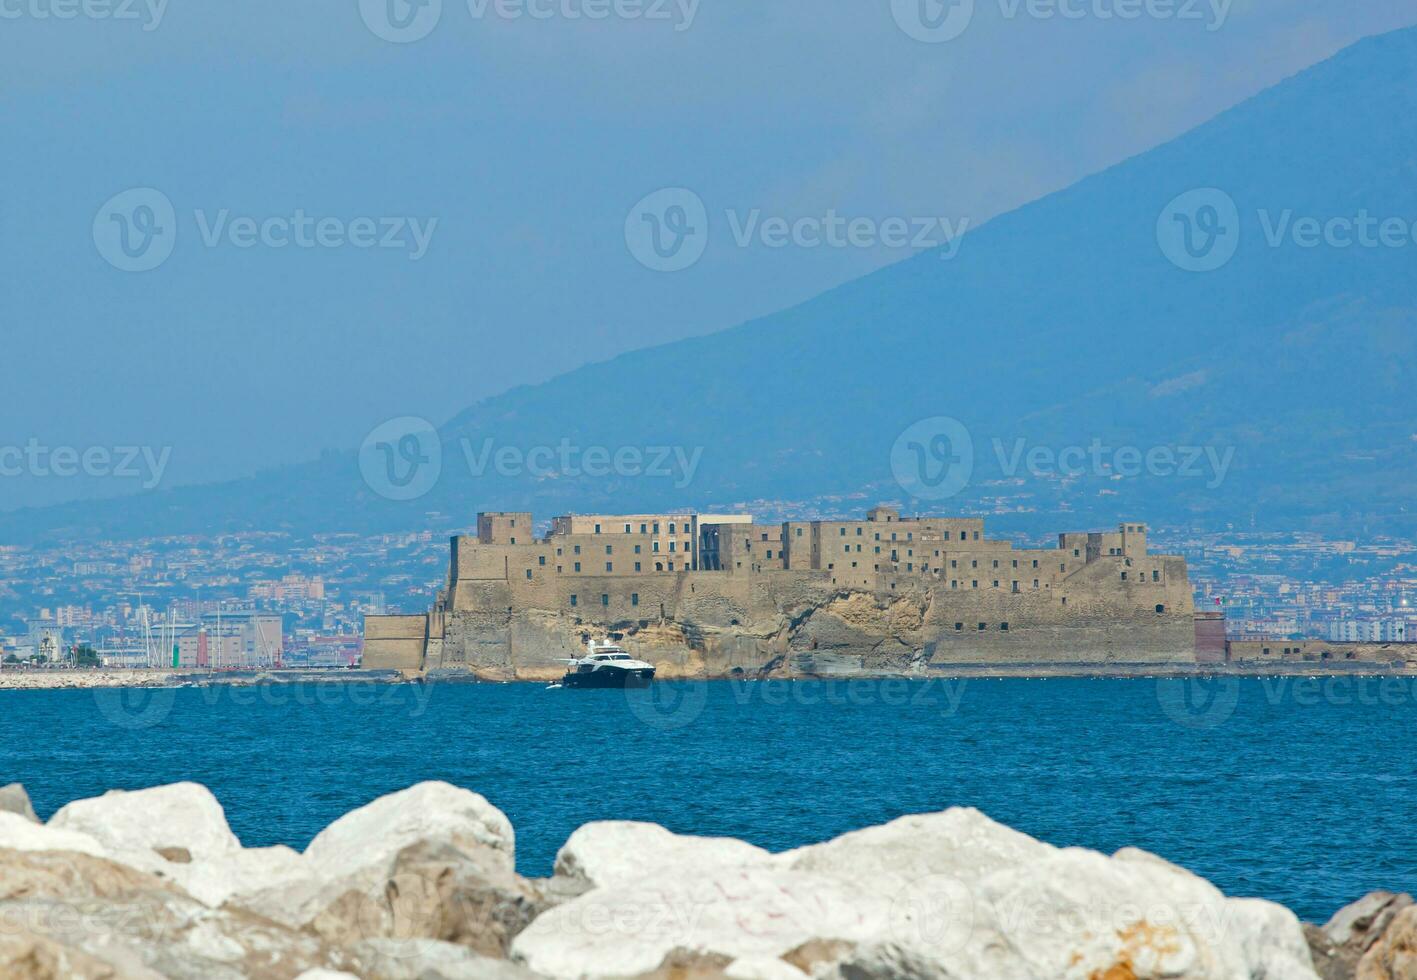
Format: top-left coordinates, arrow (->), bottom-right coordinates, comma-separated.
0,811 -> 111,858
0,783 -> 39,823
552,821 -> 772,892
1358,904 -> 1417,980
1307,892 -> 1415,980
46,782 -> 306,908
307,839 -> 545,957
515,808 -> 1317,980
0,847 -> 358,979
511,865 -> 891,978
232,781 -> 526,954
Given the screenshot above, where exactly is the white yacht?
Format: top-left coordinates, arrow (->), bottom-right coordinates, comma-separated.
559,640 -> 656,689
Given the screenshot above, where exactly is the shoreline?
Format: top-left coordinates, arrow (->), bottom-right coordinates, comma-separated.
3,660 -> 1417,690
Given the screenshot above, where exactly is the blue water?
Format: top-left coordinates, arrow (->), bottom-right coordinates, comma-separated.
2,676 -> 1413,922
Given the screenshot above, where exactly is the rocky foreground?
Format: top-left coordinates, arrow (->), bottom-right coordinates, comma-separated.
0,782 -> 1411,980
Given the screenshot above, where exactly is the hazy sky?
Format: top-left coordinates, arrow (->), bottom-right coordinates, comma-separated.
0,0 -> 1411,509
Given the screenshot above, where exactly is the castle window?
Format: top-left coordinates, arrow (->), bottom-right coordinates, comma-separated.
574,562 -> 581,572
510,538 -> 516,545
856,527 -> 862,535
951,560 -> 957,568
539,556 -> 546,566
1060,564 -> 1066,572
570,595 -> 578,607
828,563 -> 835,570
796,527 -> 802,536
907,563 -> 913,571
1011,581 -> 1019,593
1073,549 -> 1080,557
973,531 -> 980,540
653,523 -> 660,534
601,594 -> 609,606
1033,579 -> 1039,588
1121,572 -> 1128,580
1032,560 -> 1039,568
959,531 -> 966,540
635,545 -> 642,554
668,561 -> 675,571
971,580 -> 978,589
640,523 -> 647,534
1155,604 -> 1165,614
557,566 -> 563,574
951,580 -> 958,588
510,519 -> 516,526
606,562 -> 613,572
992,580 -> 999,588
669,541 -> 677,552
606,545 -> 613,555
669,523 -> 676,534
992,560 -> 999,569
624,524 -> 631,533
632,594 -> 639,606
635,562 -> 642,572
840,528 -> 846,536
525,570 -> 532,580
1012,560 -> 1018,568
1001,622 -> 1009,631
971,560 -> 978,569
978,623 -> 986,631
766,550 -> 774,559
653,542 -> 660,552
954,622 -> 963,631
574,545 -> 581,555
1153,570 -> 1160,582
657,562 -> 665,571
594,524 -> 601,534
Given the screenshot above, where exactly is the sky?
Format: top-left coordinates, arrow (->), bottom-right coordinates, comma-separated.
0,0 -> 1412,510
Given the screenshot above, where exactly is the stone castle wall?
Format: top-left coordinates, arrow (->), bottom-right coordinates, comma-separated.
365,508 -> 1201,678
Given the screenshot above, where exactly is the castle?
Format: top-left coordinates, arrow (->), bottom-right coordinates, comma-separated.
365,506 -> 1211,678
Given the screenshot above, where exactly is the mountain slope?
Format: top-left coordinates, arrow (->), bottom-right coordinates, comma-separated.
9,26 -> 1417,543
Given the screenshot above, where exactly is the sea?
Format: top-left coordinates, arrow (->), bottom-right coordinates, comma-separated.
3,674 -> 1414,922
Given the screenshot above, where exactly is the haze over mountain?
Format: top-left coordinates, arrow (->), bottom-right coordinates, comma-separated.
8,25 -> 1417,544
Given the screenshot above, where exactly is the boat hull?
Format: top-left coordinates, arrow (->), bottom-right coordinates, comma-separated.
561,666 -> 656,689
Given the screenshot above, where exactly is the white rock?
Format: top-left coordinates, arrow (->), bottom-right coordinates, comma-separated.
516,808 -> 1318,980
0,810 -> 110,858
778,808 -> 1054,887
47,782 -> 306,908
554,821 -> 772,891
303,781 -> 514,878
1225,897 -> 1319,980
233,781 -> 515,931
512,865 -> 889,978
50,783 -> 240,857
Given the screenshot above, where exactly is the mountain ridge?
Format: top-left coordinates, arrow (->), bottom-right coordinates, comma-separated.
7,25 -> 1417,543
